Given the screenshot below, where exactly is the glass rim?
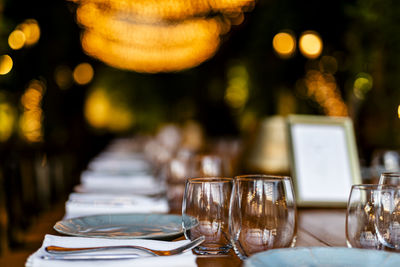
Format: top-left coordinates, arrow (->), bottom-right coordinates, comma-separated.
351,184 -> 399,190
380,172 -> 400,177
234,174 -> 291,181
186,177 -> 233,183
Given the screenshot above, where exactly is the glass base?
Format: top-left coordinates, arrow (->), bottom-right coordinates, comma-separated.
193,244 -> 231,255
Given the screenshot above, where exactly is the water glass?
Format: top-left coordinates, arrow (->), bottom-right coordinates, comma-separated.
379,172 -> 400,186
182,177 -> 233,255
346,184 -> 384,249
374,185 -> 400,251
229,175 -> 297,260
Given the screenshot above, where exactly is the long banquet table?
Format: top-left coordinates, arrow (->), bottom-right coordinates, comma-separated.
0,205 -> 347,267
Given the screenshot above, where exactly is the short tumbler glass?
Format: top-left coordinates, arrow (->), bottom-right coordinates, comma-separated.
182,177 -> 233,255
346,184 -> 384,249
379,172 -> 400,186
229,174 -> 297,260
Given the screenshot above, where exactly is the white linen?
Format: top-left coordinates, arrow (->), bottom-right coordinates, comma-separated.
76,170 -> 164,195
26,234 -> 196,267
64,193 -> 169,219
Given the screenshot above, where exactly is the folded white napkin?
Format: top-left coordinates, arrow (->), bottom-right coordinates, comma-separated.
26,235 -> 196,267
88,156 -> 151,173
64,193 -> 169,219
75,170 -> 164,195
81,171 -> 156,188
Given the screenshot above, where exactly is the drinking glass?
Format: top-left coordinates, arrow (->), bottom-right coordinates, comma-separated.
182,177 -> 233,255
346,184 -> 384,249
188,154 -> 224,178
379,172 -> 400,186
229,175 -> 297,260
374,185 -> 400,251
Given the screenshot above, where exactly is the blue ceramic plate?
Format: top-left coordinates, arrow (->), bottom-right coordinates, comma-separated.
244,247 -> 400,267
54,213 -> 184,240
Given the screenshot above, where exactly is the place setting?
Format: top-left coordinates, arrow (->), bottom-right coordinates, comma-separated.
19,117 -> 400,267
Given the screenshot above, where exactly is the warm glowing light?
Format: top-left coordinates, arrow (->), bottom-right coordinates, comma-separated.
8,30 -> 26,50
71,0 -> 254,22
73,63 -> 94,85
299,31 -> 323,59
398,105 -> 400,119
54,65 -> 73,89
70,0 -> 256,72
0,102 -> 16,142
272,32 -> 296,58
225,64 -> 249,109
84,88 -> 135,131
302,69 -> 348,116
84,89 -> 109,128
353,73 -> 373,99
0,55 -> 13,75
20,80 -> 45,143
18,19 -> 40,46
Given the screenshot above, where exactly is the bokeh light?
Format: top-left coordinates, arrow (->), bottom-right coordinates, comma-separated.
225,64 -> 249,109
19,80 -> 45,143
8,30 -> 26,50
73,62 -> 94,85
0,101 -> 16,142
299,31 -> 323,59
0,55 -> 13,75
54,65 -> 73,89
299,65 -> 348,116
398,105 -> 400,119
353,72 -> 373,99
84,88 -> 135,132
70,0 -> 256,73
272,31 -> 296,58
17,19 -> 40,46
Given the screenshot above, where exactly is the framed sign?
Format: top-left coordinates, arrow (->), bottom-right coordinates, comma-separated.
287,115 -> 361,207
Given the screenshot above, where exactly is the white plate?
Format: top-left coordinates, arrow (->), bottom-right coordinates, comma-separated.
54,213 -> 185,240
244,247 -> 400,267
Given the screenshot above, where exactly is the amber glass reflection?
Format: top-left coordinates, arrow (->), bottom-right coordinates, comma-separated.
182,177 -> 233,255
229,175 -> 297,260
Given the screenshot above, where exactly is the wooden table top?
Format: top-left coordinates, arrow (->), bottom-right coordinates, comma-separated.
0,205 -> 347,267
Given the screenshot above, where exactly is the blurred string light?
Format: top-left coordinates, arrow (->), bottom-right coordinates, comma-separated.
225,63 -> 249,109
0,55 -> 13,75
0,93 -> 17,142
73,62 -> 94,85
8,19 -> 40,50
69,0 -> 255,73
296,55 -> 348,116
84,87 -> 135,131
353,72 -> 373,99
19,79 -> 45,143
272,31 -> 296,59
299,31 -> 323,59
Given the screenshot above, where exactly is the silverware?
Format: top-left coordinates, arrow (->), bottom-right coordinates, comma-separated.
42,235 -> 205,260
41,254 -> 142,260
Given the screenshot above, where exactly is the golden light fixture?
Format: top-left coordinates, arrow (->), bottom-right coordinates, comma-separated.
69,0 -> 256,73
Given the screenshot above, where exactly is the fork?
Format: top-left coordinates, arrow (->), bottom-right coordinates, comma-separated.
43,236 -> 205,259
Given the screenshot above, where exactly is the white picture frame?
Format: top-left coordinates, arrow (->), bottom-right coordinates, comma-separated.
287,115 -> 362,207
